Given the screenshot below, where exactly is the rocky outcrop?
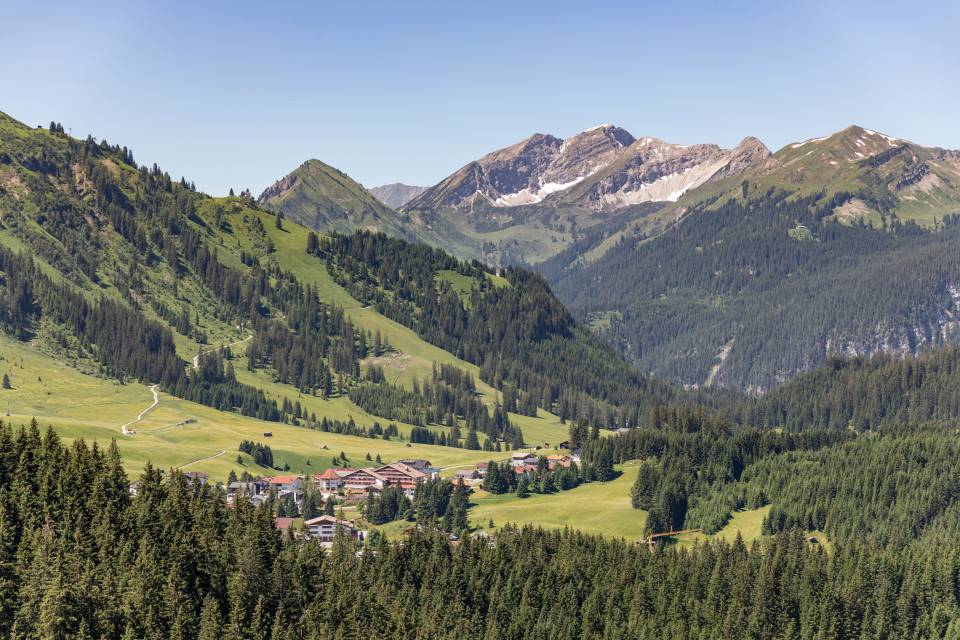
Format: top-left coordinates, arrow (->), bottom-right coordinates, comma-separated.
405,125 -> 769,213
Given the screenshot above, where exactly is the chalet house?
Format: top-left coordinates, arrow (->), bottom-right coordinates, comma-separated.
546,455 -> 573,470
340,468 -> 388,495
304,515 -> 362,545
227,480 -> 269,505
511,452 -> 538,467
376,462 -> 427,491
474,462 -> 488,478
267,475 -> 303,496
453,469 -> 480,485
313,468 -> 345,493
184,471 -> 208,486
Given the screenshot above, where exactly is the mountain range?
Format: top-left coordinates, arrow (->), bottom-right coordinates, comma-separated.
253,122 -> 960,392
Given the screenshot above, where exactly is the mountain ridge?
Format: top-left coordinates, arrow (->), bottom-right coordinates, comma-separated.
368,182 -> 427,208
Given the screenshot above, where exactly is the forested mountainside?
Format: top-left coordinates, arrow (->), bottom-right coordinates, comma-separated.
310,230 -> 731,427
0,110 -> 725,446
739,347 -> 960,430
549,190 -> 960,392
267,124 -> 960,394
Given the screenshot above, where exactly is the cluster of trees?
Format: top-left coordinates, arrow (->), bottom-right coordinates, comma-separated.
8,421 -> 960,638
481,458 -> 584,496
739,347 -> 960,430
551,188 -> 960,391
238,439 -> 274,467
583,425 -> 851,534
312,416 -> 399,441
363,485 -> 410,524
363,477 -> 470,534
689,425 -> 960,548
349,362 -> 523,447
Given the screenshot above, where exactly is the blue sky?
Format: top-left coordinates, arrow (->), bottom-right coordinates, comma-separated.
2,0 -> 957,195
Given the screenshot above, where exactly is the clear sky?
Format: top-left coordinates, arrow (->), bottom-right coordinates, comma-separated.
2,0 -> 957,195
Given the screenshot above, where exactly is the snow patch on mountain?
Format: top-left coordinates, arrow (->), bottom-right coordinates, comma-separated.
494,175 -> 586,206
791,136 -> 829,149
600,157 -> 731,207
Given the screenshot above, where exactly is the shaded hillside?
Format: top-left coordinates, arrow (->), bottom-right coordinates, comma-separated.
550,190 -> 960,391
742,347 -> 960,430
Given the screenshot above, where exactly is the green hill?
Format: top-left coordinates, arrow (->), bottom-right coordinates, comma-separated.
257,158 -> 456,249
0,110 -> 704,480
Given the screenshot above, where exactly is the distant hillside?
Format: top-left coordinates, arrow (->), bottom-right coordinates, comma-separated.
257,159 -> 406,235
369,182 -> 426,208
258,159 -> 475,259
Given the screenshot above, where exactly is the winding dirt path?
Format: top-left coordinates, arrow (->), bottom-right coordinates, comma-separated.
192,335 -> 253,370
176,450 -> 226,470
121,384 -> 159,436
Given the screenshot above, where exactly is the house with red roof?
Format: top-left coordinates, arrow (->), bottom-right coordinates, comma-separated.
267,475 -> 303,495
313,468 -> 345,492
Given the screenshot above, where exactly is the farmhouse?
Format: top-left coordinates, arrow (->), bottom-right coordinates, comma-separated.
397,458 -> 431,471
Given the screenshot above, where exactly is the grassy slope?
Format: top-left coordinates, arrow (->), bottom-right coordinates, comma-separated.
0,334 -> 496,482
253,207 -> 568,446
0,192 -> 565,482
466,462 -> 648,538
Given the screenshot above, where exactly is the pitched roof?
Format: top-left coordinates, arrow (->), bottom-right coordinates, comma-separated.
314,468 -> 342,480
376,462 -> 427,478
304,515 -> 355,527
268,475 -> 300,484
274,517 -> 296,530
342,467 -> 388,482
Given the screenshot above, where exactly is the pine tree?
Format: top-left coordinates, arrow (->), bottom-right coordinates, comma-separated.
198,595 -> 222,640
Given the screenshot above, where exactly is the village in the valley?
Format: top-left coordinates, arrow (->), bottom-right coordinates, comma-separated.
129,448 -> 581,546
